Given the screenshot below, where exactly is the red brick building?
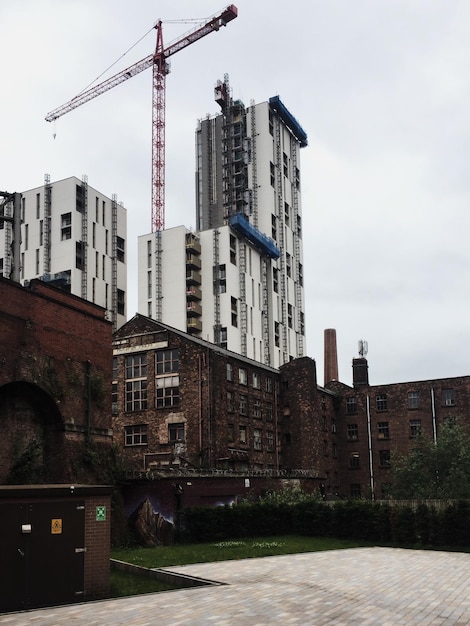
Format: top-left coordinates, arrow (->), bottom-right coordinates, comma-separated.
0,278 -> 113,484
114,318 -> 470,501
327,356 -> 470,499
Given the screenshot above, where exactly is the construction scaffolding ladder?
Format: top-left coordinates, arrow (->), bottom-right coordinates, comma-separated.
249,101 -> 259,228
261,256 -> 271,365
291,136 -> 304,357
238,240 -> 247,356
213,229 -> 221,345
81,175 -> 88,300
0,191 -> 21,282
43,174 -> 52,275
111,194 -> 118,329
274,114 -> 288,363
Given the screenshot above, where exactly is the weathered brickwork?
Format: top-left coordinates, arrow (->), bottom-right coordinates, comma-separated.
328,373 -> 470,498
0,278 -> 113,484
113,315 -> 282,472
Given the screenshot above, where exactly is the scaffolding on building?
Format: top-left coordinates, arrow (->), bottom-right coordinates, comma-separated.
43,174 -> 52,275
80,175 -> 88,300
111,194 -> 118,330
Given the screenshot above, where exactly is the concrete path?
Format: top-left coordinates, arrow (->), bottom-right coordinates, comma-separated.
1,547 -> 470,625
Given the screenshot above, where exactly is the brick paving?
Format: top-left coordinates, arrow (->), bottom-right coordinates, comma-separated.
2,547 -> 470,625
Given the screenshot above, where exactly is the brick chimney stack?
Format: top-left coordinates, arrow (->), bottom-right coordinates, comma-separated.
324,328 -> 339,385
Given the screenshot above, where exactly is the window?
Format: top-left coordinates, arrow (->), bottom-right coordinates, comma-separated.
61,212 -> 72,240
125,424 -> 147,446
227,391 -> 234,413
284,201 -> 290,226
36,193 -> 40,219
410,419 -> 421,437
239,368 -> 247,386
253,429 -> 262,451
266,402 -> 273,422
347,424 -> 358,440
270,161 -> 275,187
76,184 -> 85,212
156,376 -> 179,408
323,440 -> 328,456
346,397 -> 357,414
226,363 -> 233,382
378,422 -> 390,439
376,394 -> 388,411
267,431 -> 274,452
265,377 -> 273,393
239,394 -> 248,416
408,391 -> 420,409
112,383 -> 118,414
231,296 -> 238,327
286,253 -> 291,277
156,349 -> 179,408
253,398 -> 262,419
350,484 -> 361,498
116,236 -> 125,263
287,303 -> 293,328
125,354 -> 147,411
75,241 -> 85,270
442,388 -> 455,406
156,349 -> 179,374
274,322 -> 280,347
168,422 -> 185,443
349,453 -> 360,469
379,450 -> 391,468
230,235 -> 237,265
332,443 -> 337,458
283,152 -> 288,178
228,423 -> 234,442
331,419 -> 337,434
252,372 -> 261,389
273,267 -> 278,293
117,289 -> 125,315
239,425 -> 247,443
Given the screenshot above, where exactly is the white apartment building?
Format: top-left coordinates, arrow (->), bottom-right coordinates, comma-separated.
138,78 -> 307,368
0,175 -> 127,328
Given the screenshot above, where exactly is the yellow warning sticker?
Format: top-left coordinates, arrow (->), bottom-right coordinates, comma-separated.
51,518 -> 62,534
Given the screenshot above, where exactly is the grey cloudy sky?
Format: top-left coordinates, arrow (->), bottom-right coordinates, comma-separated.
1,0 -> 470,387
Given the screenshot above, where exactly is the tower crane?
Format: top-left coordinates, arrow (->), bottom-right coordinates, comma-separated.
45,5 -> 238,232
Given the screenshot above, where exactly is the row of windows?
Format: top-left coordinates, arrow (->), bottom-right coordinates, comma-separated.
346,388 -> 456,414
227,363 -> 273,392
347,420 -> 423,440
124,422 -> 184,446
228,424 -> 275,452
349,450 -> 391,469
227,392 -> 273,420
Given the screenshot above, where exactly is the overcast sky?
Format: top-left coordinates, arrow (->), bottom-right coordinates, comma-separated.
2,0 -> 470,387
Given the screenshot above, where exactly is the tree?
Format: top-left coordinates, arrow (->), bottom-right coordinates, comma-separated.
391,419 -> 470,499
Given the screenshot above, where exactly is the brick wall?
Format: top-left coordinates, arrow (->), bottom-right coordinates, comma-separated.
0,278 -> 113,484
84,493 -> 112,600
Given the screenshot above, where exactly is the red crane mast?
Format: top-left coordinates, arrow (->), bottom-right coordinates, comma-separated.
45,5 -> 238,232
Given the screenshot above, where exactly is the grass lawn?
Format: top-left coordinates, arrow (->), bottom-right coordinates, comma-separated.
111,535 -> 368,570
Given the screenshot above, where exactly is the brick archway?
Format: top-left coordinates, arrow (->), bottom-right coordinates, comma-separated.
0,381 -> 65,484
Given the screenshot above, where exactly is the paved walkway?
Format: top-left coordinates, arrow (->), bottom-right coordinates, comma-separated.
1,547 -> 470,625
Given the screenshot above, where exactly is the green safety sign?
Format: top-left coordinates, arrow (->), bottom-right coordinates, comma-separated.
96,505 -> 106,521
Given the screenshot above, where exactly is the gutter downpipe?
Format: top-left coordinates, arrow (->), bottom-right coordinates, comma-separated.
366,394 -> 375,499
431,386 -> 437,444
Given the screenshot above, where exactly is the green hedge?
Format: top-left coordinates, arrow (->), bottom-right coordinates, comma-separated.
179,499 -> 470,548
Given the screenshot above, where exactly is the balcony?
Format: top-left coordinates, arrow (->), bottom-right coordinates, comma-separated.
187,318 -> 203,333
186,254 -> 201,270
186,301 -> 202,317
185,234 -> 201,254
186,269 -> 201,285
186,285 -> 202,301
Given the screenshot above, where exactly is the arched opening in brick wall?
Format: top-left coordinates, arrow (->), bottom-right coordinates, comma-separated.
0,381 -> 65,484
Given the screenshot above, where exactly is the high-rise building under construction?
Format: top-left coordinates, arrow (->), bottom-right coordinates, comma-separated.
138,77 -> 308,368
